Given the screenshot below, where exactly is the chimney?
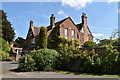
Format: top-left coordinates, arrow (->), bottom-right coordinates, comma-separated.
50,14 -> 55,29
30,20 -> 33,27
81,13 -> 87,25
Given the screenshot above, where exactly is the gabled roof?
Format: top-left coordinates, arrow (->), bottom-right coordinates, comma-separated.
47,17 -> 68,30
76,23 -> 92,34
76,23 -> 83,30
31,26 -> 40,36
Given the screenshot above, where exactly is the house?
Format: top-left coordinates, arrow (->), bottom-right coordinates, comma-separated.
10,41 -> 23,61
25,13 -> 93,51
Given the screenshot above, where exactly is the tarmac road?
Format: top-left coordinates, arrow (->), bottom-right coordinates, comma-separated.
0,61 -> 119,80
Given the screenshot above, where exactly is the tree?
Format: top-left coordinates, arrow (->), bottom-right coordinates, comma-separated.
15,37 -> 26,48
97,39 -> 114,47
0,38 -> 10,61
0,10 -> 15,42
82,40 -> 97,48
36,26 -> 47,49
0,38 -> 10,53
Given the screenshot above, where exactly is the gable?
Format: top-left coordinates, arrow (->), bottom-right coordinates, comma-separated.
59,17 -> 78,31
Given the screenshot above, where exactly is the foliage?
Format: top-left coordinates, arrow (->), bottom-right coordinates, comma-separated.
1,10 -> 15,42
56,44 -> 120,74
102,44 -> 120,74
15,37 -> 26,48
31,49 -> 59,71
97,39 -> 114,47
49,35 -> 80,49
36,26 -> 47,49
0,50 -> 9,61
0,38 -> 10,53
82,40 -> 97,48
18,55 -> 36,72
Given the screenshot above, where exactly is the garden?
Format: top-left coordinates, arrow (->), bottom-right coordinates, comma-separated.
16,26 -> 120,75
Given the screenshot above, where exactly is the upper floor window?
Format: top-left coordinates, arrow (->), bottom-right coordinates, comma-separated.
31,38 -> 35,44
81,27 -> 84,33
72,30 -> 75,40
64,28 -> 68,39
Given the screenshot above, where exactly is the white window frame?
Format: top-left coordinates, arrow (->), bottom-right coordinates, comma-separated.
72,30 -> 75,40
64,28 -> 68,39
31,38 -> 35,44
81,27 -> 84,33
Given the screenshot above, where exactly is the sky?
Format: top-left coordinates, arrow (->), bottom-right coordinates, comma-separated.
1,1 -> 118,42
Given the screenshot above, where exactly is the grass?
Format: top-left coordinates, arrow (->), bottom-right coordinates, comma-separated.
55,70 -> 120,77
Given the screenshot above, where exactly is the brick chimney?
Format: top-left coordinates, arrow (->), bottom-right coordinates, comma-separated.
81,13 -> 89,43
30,20 -> 33,27
50,14 -> 55,29
82,13 -> 87,25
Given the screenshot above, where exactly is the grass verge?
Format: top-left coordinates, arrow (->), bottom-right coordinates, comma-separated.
55,70 -> 120,77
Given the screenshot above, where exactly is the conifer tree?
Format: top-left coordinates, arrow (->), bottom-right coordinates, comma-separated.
0,10 -> 15,42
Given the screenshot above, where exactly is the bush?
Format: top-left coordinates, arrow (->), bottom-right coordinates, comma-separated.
36,26 -> 47,49
18,55 -> 36,72
31,49 -> 59,71
0,50 -> 9,61
0,38 -> 10,53
82,40 -> 97,48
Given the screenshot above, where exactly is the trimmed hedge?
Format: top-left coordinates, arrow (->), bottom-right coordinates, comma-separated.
31,49 -> 59,71
18,55 -> 36,72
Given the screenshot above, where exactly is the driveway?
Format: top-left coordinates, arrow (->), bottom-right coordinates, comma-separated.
0,61 -> 119,80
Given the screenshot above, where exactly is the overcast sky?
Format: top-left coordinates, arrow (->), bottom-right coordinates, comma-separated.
1,1 -> 118,41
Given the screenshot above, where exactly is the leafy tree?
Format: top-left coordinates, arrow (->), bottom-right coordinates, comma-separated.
15,37 -> 25,48
36,26 -> 47,49
97,39 -> 114,47
0,38 -> 10,61
0,10 -> 15,42
0,38 -> 10,53
82,40 -> 97,48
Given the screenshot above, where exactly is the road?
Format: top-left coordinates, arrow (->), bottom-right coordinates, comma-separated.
0,61 -> 119,80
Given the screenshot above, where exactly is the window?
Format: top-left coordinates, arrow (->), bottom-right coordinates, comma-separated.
64,28 -> 68,39
31,38 -> 35,44
81,27 -> 84,33
72,30 -> 75,40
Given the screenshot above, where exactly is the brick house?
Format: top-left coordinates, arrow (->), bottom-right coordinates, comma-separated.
25,13 -> 93,51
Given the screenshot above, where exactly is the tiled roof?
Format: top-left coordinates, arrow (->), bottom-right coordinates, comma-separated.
76,23 -> 83,30
31,26 -> 40,36
47,17 -> 69,30
11,47 -> 23,53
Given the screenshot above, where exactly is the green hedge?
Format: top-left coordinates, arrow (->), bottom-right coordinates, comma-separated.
0,50 -> 9,61
31,49 -> 59,71
18,55 -> 36,72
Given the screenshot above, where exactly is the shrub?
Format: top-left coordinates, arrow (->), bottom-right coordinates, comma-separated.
18,55 -> 36,72
82,40 -> 97,48
0,50 -> 9,61
31,49 -> 59,71
0,38 -> 10,53
36,26 -> 47,49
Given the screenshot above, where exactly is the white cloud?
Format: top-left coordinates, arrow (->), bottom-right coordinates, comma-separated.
108,0 -> 120,3
61,0 -> 93,10
93,33 -> 104,37
57,10 -> 68,17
